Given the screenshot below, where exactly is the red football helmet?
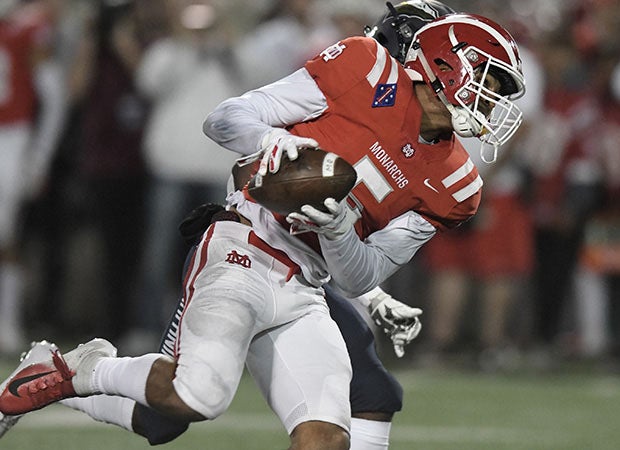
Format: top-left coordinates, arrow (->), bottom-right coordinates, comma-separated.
404,13 -> 525,160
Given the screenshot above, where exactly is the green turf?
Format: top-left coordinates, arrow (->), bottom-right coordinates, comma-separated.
1,362 -> 619,450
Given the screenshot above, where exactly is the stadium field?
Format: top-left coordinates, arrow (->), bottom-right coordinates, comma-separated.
1,363 -> 619,450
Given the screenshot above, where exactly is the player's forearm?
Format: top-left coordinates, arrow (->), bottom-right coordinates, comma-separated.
203,95 -> 277,155
320,212 -> 436,297
319,229 -> 400,297
203,68 -> 327,155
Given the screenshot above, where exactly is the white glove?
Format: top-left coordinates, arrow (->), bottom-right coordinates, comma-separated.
369,290 -> 422,358
258,129 -> 319,176
286,198 -> 359,239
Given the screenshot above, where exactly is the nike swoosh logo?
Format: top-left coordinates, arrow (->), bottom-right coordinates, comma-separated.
8,371 -> 55,397
424,178 -> 439,193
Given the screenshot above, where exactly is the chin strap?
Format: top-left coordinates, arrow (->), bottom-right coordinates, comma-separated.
479,142 -> 499,164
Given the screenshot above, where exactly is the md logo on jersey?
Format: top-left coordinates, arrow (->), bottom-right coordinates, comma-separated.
320,42 -> 346,61
372,83 -> 397,108
225,250 -> 252,268
401,143 -> 415,158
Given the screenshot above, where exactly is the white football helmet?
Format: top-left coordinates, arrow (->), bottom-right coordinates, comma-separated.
405,13 -> 526,161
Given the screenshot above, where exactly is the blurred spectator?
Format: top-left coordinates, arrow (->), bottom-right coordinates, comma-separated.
317,0 -> 381,40
520,17 -> 612,357
23,0 -> 109,338
391,6 -> 543,371
234,0 -> 328,89
122,0 -> 241,353
572,50 -> 620,359
41,0 -> 162,341
0,0 -> 66,354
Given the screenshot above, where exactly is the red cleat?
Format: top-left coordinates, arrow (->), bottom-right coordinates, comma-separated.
0,342 -> 76,415
0,341 -> 60,438
0,338 -> 117,416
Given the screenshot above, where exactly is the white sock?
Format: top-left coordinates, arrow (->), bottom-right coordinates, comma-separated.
91,353 -> 162,406
350,418 -> 392,450
60,395 -> 136,432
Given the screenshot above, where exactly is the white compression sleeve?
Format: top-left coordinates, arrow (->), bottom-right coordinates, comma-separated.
320,212 -> 436,297
203,68 -> 327,155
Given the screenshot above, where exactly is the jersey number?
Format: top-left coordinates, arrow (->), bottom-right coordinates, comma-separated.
353,156 -> 393,203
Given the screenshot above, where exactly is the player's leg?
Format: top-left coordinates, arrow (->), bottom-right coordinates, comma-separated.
1,211 -> 238,443
61,286 -> 193,445
324,284 -> 403,450
0,247 -> 198,443
0,222 -> 262,423
247,302 -> 352,450
0,343 -> 143,439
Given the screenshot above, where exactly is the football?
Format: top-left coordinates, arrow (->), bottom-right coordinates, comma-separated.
246,148 -> 357,216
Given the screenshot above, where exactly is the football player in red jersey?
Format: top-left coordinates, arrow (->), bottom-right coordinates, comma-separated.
0,0 -> 65,354
0,9 -> 524,450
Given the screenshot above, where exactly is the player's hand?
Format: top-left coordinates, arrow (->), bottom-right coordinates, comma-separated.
368,290 -> 422,358
286,198 -> 358,239
258,129 -> 319,176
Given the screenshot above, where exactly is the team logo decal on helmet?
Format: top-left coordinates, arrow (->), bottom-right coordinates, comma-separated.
405,13 -> 526,161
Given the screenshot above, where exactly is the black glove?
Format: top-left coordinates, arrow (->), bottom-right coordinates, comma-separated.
178,203 -> 225,245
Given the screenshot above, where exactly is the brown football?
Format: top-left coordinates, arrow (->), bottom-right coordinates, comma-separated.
247,148 -> 357,216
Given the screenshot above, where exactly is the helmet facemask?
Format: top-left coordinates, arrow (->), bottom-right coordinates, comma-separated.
451,48 -> 525,162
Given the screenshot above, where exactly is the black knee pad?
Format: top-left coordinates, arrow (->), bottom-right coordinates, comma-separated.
134,404 -> 190,446
324,285 -> 403,414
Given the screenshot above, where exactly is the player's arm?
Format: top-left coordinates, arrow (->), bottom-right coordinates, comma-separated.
298,207 -> 436,297
204,37 -> 375,164
203,67 -> 327,156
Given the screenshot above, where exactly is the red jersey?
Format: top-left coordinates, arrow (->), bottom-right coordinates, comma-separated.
288,37 -> 481,234
0,4 -> 53,124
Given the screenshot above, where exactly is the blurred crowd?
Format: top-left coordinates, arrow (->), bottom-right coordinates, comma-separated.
1,0 -> 619,372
